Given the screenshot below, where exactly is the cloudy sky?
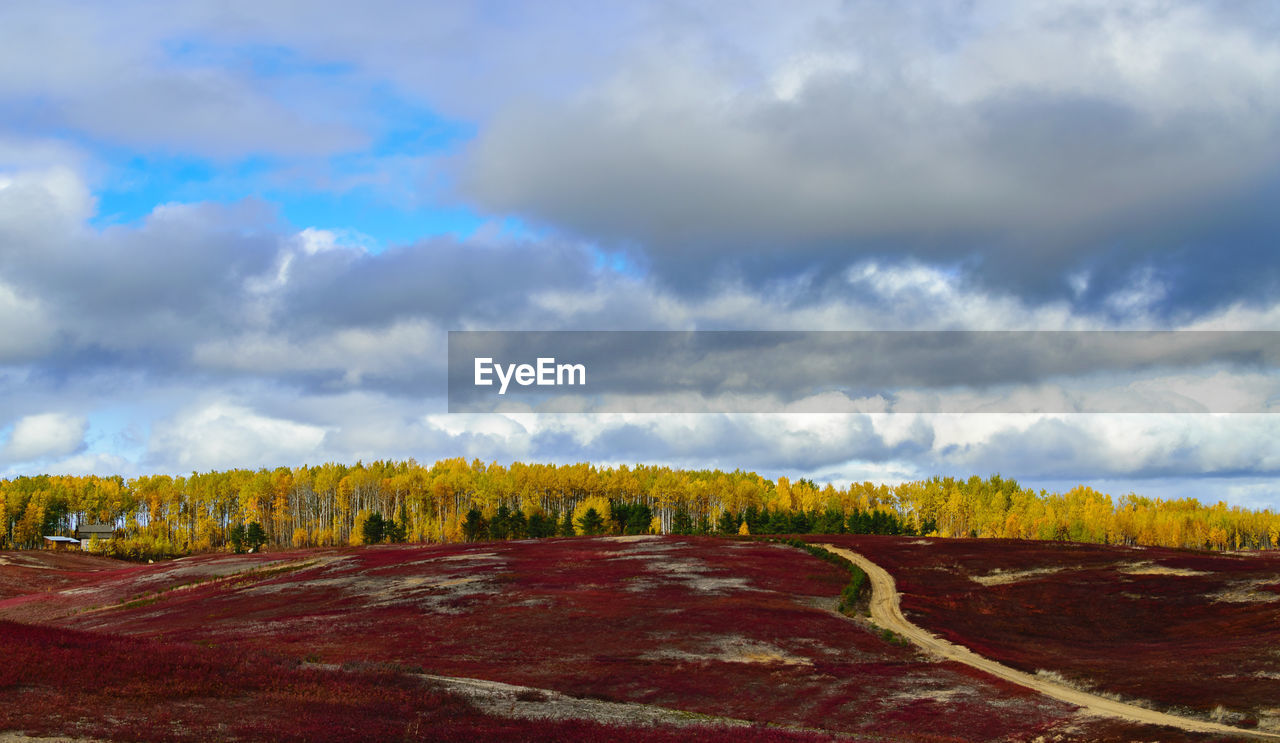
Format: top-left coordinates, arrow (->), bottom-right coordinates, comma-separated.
2,0 -> 1279,508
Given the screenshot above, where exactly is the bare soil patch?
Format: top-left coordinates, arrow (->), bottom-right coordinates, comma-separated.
642,635 -> 814,667
0,735 -> 106,743
420,673 -> 754,729
1210,579 -> 1280,603
971,566 -> 1066,585
1118,561 -> 1211,577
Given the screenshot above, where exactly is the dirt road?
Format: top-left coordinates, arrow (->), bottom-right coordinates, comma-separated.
818,544 -> 1280,741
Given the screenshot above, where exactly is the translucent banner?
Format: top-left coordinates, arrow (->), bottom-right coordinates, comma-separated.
447,331 -> 1280,413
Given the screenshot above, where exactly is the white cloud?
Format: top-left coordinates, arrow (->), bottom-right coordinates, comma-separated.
0,166 -> 95,229
40,451 -> 134,478
769,51 -> 863,102
2,412 -> 88,462
0,2 -> 363,158
295,227 -> 371,256
191,319 -> 445,385
147,400 -> 328,471
947,1 -> 1280,115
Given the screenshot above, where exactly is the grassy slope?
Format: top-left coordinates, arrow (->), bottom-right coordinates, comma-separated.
3,536 -> 1260,742
821,535 -> 1280,728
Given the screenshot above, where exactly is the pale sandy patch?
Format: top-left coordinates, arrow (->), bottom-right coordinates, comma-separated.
436,552 -> 502,561
432,576 -> 483,589
418,674 -> 755,730
889,687 -> 965,704
1260,709 -> 1280,732
1118,561 -> 1210,577
643,555 -> 753,593
0,556 -> 55,570
971,567 -> 1065,586
1210,579 -> 1280,603
644,636 -> 812,667
0,734 -> 106,742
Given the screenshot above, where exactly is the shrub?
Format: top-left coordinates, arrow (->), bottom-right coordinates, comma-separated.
102,534 -> 183,562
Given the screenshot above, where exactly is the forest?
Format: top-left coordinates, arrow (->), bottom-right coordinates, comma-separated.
2,459 -> 1277,558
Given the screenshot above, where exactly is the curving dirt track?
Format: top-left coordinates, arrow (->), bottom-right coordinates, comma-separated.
818,544 -> 1280,741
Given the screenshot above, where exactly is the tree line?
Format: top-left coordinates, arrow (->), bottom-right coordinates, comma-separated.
1,460 -> 1277,557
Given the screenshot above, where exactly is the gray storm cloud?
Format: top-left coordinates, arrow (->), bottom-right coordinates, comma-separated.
456,2 -> 1280,307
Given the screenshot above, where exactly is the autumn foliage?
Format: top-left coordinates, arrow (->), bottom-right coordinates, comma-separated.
3,463 -> 1277,556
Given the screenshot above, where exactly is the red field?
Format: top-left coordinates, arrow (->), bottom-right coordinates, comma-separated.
2,536 -> 1265,741
818,535 -> 1280,733
0,550 -> 134,600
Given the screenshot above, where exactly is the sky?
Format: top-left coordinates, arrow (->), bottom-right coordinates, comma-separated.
1,0 -> 1279,508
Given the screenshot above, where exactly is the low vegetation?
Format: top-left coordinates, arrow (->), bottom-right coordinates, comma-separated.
819,535 -> 1280,730
2,619 -> 854,743
770,538 -> 870,616
5,535 -> 1248,741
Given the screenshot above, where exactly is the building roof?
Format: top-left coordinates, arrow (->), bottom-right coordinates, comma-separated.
43,536 -> 81,543
76,524 -> 117,539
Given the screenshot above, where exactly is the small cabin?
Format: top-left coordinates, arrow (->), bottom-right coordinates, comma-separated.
76,523 -> 117,551
43,536 -> 81,551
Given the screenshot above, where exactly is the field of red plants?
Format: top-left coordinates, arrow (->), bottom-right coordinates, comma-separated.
0,550 -> 132,599
819,535 -> 1280,733
2,536 -> 1261,742
2,617 -> 873,743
